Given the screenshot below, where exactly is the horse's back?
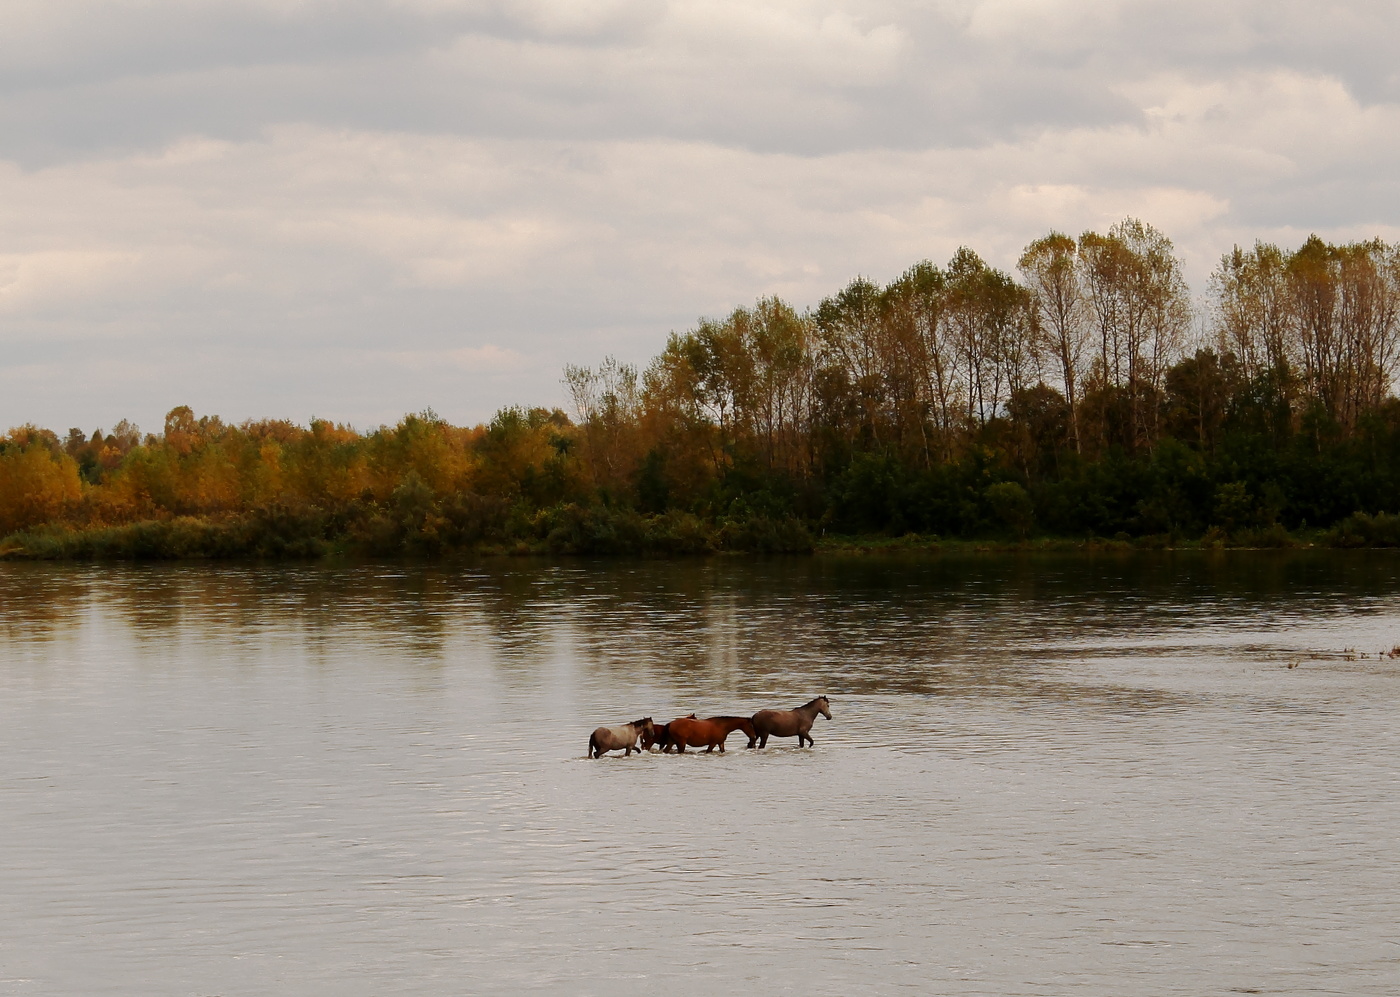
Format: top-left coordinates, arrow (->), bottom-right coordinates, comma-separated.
707,715 -> 756,738
667,717 -> 702,744
669,716 -> 727,747
594,724 -> 636,749
752,709 -> 795,735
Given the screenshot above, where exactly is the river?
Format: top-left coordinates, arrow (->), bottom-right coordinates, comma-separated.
1,553 -> 1398,995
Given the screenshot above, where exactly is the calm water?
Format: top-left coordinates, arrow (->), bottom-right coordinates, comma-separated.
2,553 -> 1399,996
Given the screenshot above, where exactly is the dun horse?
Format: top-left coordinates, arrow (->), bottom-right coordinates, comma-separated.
640,714 -> 695,752
665,715 -> 758,753
751,696 -> 831,748
587,718 -> 654,758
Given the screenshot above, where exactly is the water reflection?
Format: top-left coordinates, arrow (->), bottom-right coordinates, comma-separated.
2,553 -> 1399,995
7,551 -> 1400,700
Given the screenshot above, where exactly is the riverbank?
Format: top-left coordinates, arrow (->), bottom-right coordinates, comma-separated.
815,527 -> 1304,555
6,508 -> 1400,561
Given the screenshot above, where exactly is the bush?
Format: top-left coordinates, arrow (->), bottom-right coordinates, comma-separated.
1232,523 -> 1296,548
717,513 -> 814,553
537,503 -> 648,554
240,503 -> 331,557
646,511 -> 715,555
1325,512 -> 1400,548
2,517 -> 246,559
985,481 -> 1034,539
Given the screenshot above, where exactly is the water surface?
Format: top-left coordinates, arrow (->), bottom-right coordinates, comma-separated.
2,553 -> 1398,995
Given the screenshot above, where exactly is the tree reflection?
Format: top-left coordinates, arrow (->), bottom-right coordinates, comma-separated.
4,551 -> 1399,710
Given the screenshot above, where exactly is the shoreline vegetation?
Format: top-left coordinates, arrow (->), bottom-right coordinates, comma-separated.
9,218 -> 1400,561
4,519 -> 1400,561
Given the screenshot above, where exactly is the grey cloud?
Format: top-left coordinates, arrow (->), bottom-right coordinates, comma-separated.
4,1 -> 1397,165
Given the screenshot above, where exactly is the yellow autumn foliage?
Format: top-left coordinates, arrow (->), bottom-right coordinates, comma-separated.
0,433 -> 82,533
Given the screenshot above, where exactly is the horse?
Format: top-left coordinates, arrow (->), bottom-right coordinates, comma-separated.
665,715 -> 758,753
751,696 -> 831,748
587,717 -> 654,758
641,714 -> 695,751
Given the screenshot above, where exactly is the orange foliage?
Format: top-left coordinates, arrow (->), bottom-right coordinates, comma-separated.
0,428 -> 82,533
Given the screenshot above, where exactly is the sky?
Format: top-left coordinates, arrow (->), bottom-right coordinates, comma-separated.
3,0 -> 1399,435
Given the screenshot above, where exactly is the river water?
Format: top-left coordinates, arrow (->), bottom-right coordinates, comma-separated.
1,553 -> 1398,996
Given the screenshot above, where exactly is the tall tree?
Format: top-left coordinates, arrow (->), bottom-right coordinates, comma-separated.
1020,232 -> 1088,452
814,277 -> 888,447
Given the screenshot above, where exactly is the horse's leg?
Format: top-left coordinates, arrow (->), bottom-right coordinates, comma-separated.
759,733 -> 768,748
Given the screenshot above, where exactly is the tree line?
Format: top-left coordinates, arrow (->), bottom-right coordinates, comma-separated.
7,218 -> 1400,558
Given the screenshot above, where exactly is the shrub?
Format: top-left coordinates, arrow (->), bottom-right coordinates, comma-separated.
1325,512 -> 1400,548
985,481 -> 1034,539
717,513 -> 814,553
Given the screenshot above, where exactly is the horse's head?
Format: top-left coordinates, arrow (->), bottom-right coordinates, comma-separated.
634,717 -> 655,737
816,696 -> 831,720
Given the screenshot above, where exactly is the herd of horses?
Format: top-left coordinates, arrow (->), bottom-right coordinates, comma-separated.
587,696 -> 832,758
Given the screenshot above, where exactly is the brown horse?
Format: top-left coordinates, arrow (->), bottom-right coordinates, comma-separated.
587,717 -> 654,758
641,714 -> 696,751
751,696 -> 831,748
666,715 -> 758,753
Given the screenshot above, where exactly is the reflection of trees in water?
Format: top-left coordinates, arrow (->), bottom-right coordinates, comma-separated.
6,551 -> 1400,706
98,566 -> 193,639
485,551 -> 1400,707
11,563 -> 461,662
0,564 -> 94,643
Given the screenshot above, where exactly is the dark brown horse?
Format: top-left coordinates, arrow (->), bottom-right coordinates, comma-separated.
640,714 -> 696,751
751,696 -> 830,748
666,715 -> 758,753
587,717 -> 654,758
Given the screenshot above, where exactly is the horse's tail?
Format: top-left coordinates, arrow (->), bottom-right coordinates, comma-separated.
587,732 -> 597,758
740,717 -> 757,746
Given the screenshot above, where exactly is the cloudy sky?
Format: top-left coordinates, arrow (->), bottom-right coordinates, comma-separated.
3,0 -> 1398,434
